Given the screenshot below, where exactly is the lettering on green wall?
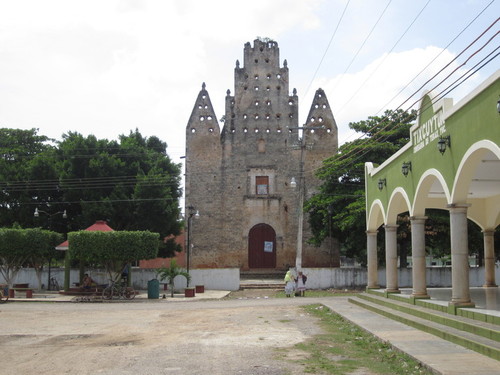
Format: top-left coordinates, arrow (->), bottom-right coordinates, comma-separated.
412,110 -> 446,153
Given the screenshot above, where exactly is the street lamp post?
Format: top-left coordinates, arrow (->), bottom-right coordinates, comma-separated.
34,208 -> 67,290
185,205 -> 199,287
289,125 -> 324,272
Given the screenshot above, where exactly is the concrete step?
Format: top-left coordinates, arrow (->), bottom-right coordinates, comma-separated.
349,294 -> 500,361
240,283 -> 283,290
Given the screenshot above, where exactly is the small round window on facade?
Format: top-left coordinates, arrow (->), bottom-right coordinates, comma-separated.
208,128 -> 214,133
200,116 -> 205,121
191,128 -> 196,133
243,128 -> 248,133
243,114 -> 247,119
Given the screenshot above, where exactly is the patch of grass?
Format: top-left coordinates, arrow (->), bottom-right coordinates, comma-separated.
285,304 -> 433,375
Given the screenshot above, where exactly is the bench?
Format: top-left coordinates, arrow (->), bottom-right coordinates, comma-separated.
10,288 -> 34,298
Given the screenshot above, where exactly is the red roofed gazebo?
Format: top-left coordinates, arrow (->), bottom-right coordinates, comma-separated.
56,220 -> 114,292
55,220 -> 114,251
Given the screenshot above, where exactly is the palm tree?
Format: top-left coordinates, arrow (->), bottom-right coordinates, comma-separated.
156,259 -> 191,298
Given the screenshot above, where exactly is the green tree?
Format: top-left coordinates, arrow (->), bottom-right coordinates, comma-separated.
0,227 -> 61,288
0,128 -> 57,228
25,228 -> 63,289
156,259 -> 191,297
57,130 -> 182,255
68,230 -> 159,280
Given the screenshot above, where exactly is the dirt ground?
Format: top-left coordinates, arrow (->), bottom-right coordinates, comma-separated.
0,290 -> 334,375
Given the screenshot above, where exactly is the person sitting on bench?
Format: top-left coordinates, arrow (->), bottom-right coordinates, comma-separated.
82,274 -> 95,290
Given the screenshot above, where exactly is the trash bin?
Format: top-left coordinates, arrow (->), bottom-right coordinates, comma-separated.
147,279 -> 160,299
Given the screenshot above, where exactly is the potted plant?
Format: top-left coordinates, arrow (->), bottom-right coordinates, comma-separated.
156,259 -> 191,298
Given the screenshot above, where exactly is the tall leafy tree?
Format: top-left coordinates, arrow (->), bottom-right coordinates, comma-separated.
56,129 -> 182,255
305,109 -> 417,264
0,128 -> 58,227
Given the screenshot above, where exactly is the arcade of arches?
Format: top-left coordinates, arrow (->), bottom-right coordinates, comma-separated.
364,71 -> 499,309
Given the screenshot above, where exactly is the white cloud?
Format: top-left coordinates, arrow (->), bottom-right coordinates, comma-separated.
305,46 -> 484,145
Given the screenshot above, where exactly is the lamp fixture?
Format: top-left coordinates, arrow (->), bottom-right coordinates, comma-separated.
401,161 -> 412,177
290,177 -> 297,188
378,178 -> 386,191
437,135 -> 451,155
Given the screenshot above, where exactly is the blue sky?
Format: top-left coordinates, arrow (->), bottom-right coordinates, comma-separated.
0,0 -> 498,164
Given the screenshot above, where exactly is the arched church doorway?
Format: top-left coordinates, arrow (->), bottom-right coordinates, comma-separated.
248,223 -> 276,268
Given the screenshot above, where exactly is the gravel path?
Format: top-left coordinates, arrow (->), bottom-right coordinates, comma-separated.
1,296 -> 327,375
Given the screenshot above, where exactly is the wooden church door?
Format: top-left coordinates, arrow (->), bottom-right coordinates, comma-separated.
248,223 -> 276,268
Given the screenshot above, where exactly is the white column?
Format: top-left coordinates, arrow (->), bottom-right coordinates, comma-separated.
483,230 -> 497,287
411,217 -> 429,298
449,205 -> 474,306
384,225 -> 399,293
366,230 -> 379,289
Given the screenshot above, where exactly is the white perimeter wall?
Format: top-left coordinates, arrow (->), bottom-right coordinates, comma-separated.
1,266 -> 499,291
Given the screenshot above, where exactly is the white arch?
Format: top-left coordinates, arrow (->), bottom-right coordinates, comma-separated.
452,140 -> 500,203
412,168 -> 451,217
367,199 -> 386,230
452,140 -> 500,229
386,187 -> 412,225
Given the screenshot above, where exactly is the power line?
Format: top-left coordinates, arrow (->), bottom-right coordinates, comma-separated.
303,0 -> 351,99
330,0 -> 393,94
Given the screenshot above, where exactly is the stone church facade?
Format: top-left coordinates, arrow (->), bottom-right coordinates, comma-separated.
185,38 -> 338,271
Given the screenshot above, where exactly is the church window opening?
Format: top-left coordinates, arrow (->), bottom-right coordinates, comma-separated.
276,86 -> 281,91
256,176 -> 269,195
254,75 -> 259,80
200,116 -> 205,121
254,59 -> 258,64
266,86 -> 270,91
254,86 -> 259,91
276,74 -> 281,79
277,128 -> 282,133
266,100 -> 271,106
315,104 -> 319,109
266,114 -> 270,120
266,128 -> 270,133
255,114 -> 259,120
243,128 -> 248,133
288,100 -> 294,106
289,113 -> 293,118
254,128 -> 259,133
190,128 -> 196,133
231,128 -> 236,133
322,104 -> 327,108
208,128 -> 214,133
243,114 -> 248,119
244,86 -> 248,90
265,58 -> 269,63
318,117 -> 323,122
202,95 -> 206,99
276,114 -> 281,120
266,74 -> 271,80
310,117 -> 315,122
255,101 -> 259,106
207,115 -> 212,120
326,128 -> 331,133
